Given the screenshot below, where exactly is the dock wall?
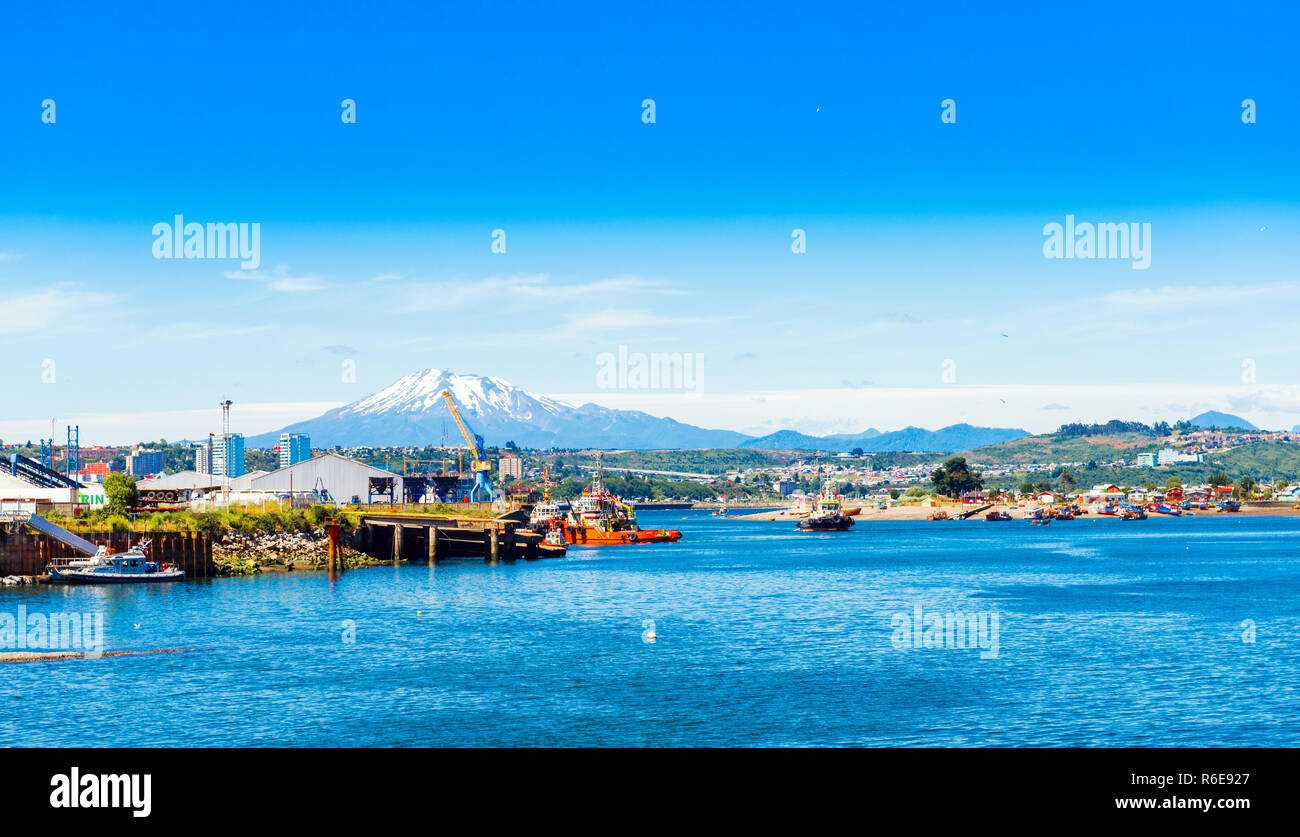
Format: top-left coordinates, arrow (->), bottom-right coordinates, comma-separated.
0,531 -> 214,577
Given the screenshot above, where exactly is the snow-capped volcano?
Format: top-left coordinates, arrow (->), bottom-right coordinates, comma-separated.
348,369 -> 569,424
248,368 -> 751,449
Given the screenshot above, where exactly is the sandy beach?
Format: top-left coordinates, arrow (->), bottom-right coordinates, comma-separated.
730,502 -> 1300,522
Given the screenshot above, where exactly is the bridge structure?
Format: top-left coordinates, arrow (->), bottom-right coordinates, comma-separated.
7,453 -> 80,489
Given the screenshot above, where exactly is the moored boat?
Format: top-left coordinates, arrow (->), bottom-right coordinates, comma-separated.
797,483 -> 855,531
558,453 -> 682,545
47,540 -> 184,584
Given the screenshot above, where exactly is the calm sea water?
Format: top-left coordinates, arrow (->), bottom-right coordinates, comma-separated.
3,511 -> 1298,747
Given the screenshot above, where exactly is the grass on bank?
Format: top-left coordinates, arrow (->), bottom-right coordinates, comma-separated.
43,500 -> 501,537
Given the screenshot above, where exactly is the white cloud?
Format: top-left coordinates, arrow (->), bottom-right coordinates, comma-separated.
0,286 -> 119,338
399,274 -> 684,311
558,308 -> 718,336
226,264 -> 324,292
0,402 -> 346,446
512,275 -> 685,300
1097,282 -> 1298,309
544,383 -> 1300,436
137,322 -> 272,341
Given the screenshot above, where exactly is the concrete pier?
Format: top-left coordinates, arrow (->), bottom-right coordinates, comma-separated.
356,512 -> 563,563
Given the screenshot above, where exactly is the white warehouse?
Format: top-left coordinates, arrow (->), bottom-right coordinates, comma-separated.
246,453 -> 404,505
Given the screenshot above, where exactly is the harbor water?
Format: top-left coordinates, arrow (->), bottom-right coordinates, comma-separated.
3,511 -> 1298,747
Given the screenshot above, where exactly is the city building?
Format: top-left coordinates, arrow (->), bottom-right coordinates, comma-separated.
195,444 -> 212,475
212,433 -> 245,478
1135,452 -> 1157,467
499,454 -> 523,480
279,433 -> 312,468
126,448 -> 165,477
1157,447 -> 1203,465
75,462 -> 113,483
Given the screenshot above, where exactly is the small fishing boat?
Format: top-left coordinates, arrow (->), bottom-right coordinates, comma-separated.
1151,503 -> 1182,516
1217,500 -> 1242,512
47,540 -> 184,584
985,511 -> 1012,521
1120,507 -> 1147,521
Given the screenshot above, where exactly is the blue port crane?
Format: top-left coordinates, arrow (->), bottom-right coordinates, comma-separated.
440,389 -> 494,502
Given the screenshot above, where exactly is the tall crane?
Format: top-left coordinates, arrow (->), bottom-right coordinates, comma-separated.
441,389 -> 494,501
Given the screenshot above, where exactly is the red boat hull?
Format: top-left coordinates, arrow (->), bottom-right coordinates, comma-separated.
561,526 -> 682,546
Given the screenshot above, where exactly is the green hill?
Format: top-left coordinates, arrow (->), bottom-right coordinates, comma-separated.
962,432 -> 1161,463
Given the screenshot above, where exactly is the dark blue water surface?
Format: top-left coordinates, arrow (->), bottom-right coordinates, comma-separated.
3,511 -> 1298,747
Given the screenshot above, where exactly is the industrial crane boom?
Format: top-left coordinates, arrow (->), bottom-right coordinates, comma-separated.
441,390 -> 491,473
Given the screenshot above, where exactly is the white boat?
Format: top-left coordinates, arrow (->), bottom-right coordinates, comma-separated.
47,540 -> 184,584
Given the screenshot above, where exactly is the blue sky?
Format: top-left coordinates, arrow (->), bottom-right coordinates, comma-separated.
2,1 -> 1299,443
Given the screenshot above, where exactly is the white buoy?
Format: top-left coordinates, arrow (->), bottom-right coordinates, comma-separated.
642,619 -> 657,643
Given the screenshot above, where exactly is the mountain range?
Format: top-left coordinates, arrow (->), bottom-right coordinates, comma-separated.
248,369 -> 750,450
739,424 -> 1030,452
249,368 -> 1030,452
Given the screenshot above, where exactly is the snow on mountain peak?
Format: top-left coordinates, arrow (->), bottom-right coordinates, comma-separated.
345,368 -> 565,420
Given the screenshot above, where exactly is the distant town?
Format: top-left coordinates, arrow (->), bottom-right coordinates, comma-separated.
4,416 -> 1298,519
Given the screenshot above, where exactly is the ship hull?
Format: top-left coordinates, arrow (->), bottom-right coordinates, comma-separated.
562,526 -> 682,545
49,568 -> 185,584
797,515 -> 855,531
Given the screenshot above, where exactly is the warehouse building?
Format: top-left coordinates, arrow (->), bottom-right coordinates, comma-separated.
247,453 -> 404,505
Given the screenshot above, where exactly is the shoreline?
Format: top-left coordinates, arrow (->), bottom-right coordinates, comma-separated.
729,502 -> 1299,522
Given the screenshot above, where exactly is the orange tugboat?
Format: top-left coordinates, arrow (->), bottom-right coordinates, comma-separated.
559,453 -> 682,546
